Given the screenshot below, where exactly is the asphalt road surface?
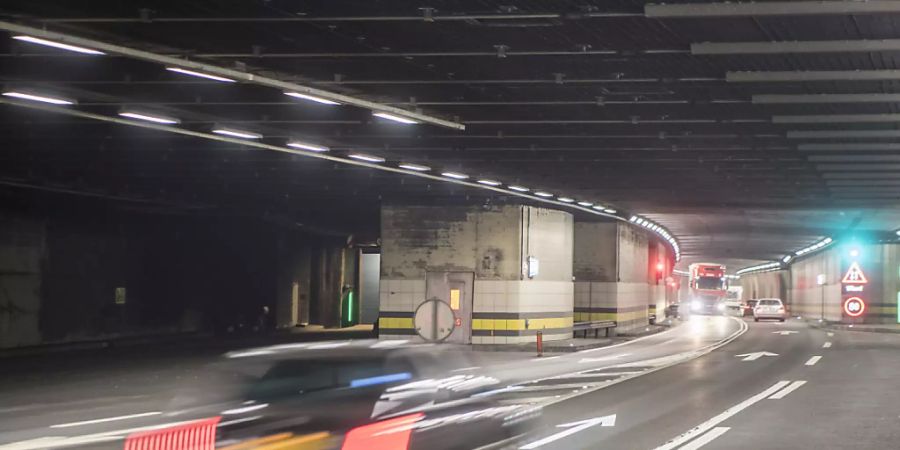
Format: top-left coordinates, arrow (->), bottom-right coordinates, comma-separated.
1,316 -> 898,449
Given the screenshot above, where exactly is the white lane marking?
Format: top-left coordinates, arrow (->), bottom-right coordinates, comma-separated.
805,356 -> 822,366
49,411 -> 162,429
519,415 -> 616,449
543,317 -> 748,409
578,353 -> 631,363
577,324 -> 680,354
734,351 -> 778,361
532,356 -> 562,362
679,427 -> 730,450
309,342 -> 349,349
772,330 -> 798,335
768,381 -> 807,400
827,332 -> 834,337
823,342 -> 832,348
451,366 -> 481,372
653,380 -> 791,450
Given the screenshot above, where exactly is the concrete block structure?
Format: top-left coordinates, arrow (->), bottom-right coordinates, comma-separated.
379,204 -> 574,344
573,221 -> 670,333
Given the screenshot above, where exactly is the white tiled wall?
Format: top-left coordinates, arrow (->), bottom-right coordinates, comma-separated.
379,278 -> 426,313
474,280 -> 573,313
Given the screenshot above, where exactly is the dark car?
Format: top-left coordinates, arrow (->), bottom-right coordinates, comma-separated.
121,340 -> 539,450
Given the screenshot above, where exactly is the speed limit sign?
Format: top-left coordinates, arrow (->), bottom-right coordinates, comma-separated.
843,297 -> 866,317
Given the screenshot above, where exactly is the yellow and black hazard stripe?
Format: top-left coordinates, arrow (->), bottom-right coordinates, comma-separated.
471,311 -> 573,336
377,311 -> 416,335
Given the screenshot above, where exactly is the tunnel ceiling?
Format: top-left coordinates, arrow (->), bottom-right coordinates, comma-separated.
2,0 -> 900,272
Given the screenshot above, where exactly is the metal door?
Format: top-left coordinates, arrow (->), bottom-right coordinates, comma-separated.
425,271 -> 474,344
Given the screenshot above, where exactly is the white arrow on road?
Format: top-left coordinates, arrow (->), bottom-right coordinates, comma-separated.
735,351 -> 779,361
578,353 -> 631,364
519,415 -> 616,449
772,331 -> 798,335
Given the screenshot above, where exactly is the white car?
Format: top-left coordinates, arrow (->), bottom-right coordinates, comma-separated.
753,298 -> 786,322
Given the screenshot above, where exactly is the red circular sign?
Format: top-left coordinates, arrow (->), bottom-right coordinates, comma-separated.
843,297 -> 866,317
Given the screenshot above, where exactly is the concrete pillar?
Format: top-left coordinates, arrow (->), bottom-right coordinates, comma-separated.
379,204 -> 574,344
276,241 -> 311,329
574,222 -> 660,332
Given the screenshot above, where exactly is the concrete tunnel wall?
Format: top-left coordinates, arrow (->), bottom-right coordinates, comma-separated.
379,204 -> 574,344
741,243 -> 899,324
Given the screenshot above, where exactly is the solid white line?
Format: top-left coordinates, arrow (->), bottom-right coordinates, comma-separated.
805,355 -> 822,366
542,317 -> 748,409
823,342 -> 832,348
768,380 -> 807,400
827,332 -> 834,337
578,324 -> 680,354
653,380 -> 791,450
679,427 -> 730,450
451,366 -> 481,372
532,356 -> 562,362
49,412 -> 162,428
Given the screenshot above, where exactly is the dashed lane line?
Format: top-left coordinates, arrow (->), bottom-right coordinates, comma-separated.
679,427 -> 730,450
653,380 -> 791,450
823,342 -> 832,348
805,356 -> 822,366
768,381 -> 807,400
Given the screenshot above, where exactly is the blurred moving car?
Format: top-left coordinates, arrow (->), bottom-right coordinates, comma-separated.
753,298 -> 786,322
665,302 -> 680,318
743,299 -> 759,317
122,340 -> 540,450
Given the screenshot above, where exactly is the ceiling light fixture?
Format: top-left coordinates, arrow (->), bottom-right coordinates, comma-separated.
348,153 -> 385,163
508,185 -> 529,192
373,112 -> 418,124
211,127 -> 262,139
477,179 -> 501,186
166,67 -> 235,83
442,172 -> 469,180
286,141 -> 329,152
2,91 -> 75,105
12,35 -> 105,55
534,191 -> 553,197
557,197 -> 575,203
398,163 -> 431,171
603,209 -> 617,214
284,91 -> 341,105
118,111 -> 180,125
578,201 -> 594,207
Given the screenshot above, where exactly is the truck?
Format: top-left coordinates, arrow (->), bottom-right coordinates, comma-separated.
688,263 -> 728,315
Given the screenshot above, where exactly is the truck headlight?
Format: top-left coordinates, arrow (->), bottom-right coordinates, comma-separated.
717,303 -> 726,311
692,300 -> 702,310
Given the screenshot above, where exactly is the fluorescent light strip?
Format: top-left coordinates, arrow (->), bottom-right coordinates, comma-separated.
12,35 -> 105,55
211,128 -> 262,139
477,179 -> 501,186
373,112 -> 418,124
647,1 -> 900,18
508,185 -> 529,192
348,153 -> 385,163
118,111 -> 180,125
398,163 -> 431,171
534,191 -> 553,198
579,202 -> 594,207
603,209 -> 617,214
774,114 -> 900,124
286,141 -> 329,152
755,93 -> 900,104
557,197 -> 574,203
2,91 -> 74,105
693,39 -> 900,55
166,67 -> 235,83
442,171 -> 469,180
284,91 -> 341,105
728,70 -> 900,83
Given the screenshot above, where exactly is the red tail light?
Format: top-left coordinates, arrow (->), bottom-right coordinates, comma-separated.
124,416 -> 220,450
341,413 -> 423,450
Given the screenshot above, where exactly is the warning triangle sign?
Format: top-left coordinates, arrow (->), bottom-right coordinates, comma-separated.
842,262 -> 868,284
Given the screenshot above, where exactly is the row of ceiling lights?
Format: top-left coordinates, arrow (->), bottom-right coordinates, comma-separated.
1,33 -> 689,255
629,216 -> 680,260
736,236 -> 836,276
